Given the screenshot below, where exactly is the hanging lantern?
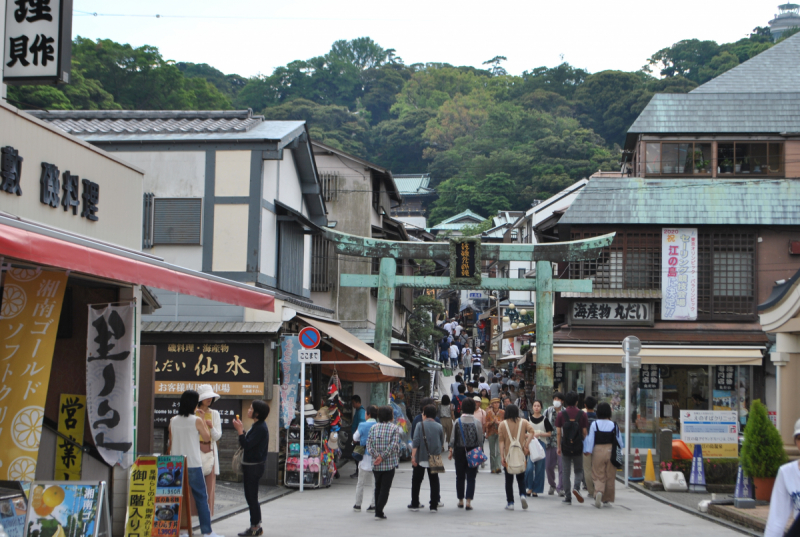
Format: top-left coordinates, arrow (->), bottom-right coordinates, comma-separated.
508,304 -> 516,310
520,309 -> 528,316
511,322 -> 519,329
503,316 -> 511,323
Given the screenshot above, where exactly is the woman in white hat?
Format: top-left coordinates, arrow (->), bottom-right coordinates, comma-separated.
196,384 -> 222,516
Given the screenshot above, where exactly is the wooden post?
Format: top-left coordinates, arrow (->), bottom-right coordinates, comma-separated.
372,257 -> 396,406
535,260 -> 554,408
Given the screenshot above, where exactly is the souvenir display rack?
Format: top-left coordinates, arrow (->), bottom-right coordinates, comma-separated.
284,426 -> 333,489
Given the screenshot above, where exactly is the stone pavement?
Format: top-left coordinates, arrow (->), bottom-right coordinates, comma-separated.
206,458 -> 745,537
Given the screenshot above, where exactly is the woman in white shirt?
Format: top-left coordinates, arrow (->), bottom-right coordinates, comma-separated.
196,385 -> 223,515
765,418 -> 800,536
583,402 -> 623,509
169,390 -> 223,537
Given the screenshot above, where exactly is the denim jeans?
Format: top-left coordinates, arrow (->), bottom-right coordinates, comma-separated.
187,467 -> 212,534
242,463 -> 265,527
525,443 -> 547,494
452,450 -> 478,500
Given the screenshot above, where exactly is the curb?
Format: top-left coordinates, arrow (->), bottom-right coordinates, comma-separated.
621,477 -> 761,537
192,487 -> 295,530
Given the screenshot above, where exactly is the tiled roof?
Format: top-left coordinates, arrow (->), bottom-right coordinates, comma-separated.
560,177 -> 800,226
26,109 -> 306,143
692,32 -> 800,94
394,174 -> 434,196
627,92 -> 800,136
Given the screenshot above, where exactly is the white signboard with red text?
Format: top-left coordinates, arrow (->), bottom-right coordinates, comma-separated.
661,228 -> 697,321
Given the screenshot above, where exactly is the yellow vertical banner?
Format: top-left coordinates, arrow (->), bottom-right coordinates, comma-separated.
54,394 -> 86,480
0,268 -> 68,481
124,456 -> 158,537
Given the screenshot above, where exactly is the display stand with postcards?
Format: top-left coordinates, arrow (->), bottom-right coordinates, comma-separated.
284,425 -> 333,489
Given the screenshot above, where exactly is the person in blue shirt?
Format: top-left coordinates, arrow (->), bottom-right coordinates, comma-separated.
583,401 -> 623,508
350,395 -> 366,478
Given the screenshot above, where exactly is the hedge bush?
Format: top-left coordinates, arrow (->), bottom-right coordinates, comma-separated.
740,399 -> 787,478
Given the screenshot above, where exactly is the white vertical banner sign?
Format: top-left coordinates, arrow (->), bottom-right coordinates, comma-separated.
87,303 -> 134,468
661,228 -> 698,321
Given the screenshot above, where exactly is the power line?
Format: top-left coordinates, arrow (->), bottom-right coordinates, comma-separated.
72,9 -> 407,22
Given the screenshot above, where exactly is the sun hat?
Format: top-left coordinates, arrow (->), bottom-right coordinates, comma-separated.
328,431 -> 339,450
296,403 -> 317,418
490,397 -> 501,404
794,418 -> 800,438
473,396 -> 481,403
196,384 -> 220,403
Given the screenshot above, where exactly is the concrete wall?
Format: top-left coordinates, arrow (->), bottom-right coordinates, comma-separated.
0,104 -> 144,250
757,228 -> 800,304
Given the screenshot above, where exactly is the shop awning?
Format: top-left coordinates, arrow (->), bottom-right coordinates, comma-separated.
0,216 -> 274,311
497,354 -> 524,363
523,344 -> 764,366
296,316 -> 405,381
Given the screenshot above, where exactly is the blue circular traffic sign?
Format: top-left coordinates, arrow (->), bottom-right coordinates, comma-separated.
299,327 -> 321,349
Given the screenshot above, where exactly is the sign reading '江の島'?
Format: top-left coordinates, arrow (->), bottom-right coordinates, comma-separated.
154,342 -> 265,396
4,0 -> 73,85
661,228 -> 697,321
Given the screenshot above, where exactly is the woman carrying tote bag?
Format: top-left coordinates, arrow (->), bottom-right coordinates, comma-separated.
196,385 -> 222,515
583,402 -> 623,508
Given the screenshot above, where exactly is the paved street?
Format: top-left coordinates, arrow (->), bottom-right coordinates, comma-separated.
211,459 -> 743,537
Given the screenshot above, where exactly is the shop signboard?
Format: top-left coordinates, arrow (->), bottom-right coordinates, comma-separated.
680,410 -> 738,458
639,364 -> 660,390
153,343 -> 264,397
54,394 -> 86,481
661,228 -> 698,321
714,365 -> 736,391
0,495 -> 27,537
152,456 -> 189,537
569,300 -> 654,326
3,0 -> 73,85
24,481 -> 109,537
0,268 -> 68,481
124,456 -> 157,537
153,398 -> 240,429
553,363 -> 564,386
87,303 -> 135,469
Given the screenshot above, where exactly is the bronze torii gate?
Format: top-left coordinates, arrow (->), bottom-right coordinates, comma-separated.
321,228 -> 615,406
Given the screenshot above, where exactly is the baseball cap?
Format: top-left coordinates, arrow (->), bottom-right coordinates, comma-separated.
794,418 -> 800,438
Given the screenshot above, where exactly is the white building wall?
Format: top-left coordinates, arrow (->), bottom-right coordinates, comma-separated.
263,160 -> 278,201
116,151 -> 205,198
278,150 -> 303,210
260,207 -> 277,278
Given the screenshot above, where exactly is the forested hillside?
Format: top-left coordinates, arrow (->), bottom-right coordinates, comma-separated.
6,28 -> 788,224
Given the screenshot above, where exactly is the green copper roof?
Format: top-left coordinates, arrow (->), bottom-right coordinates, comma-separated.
560,177 -> 800,226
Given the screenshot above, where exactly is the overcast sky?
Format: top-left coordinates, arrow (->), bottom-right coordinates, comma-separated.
71,0 -> 782,78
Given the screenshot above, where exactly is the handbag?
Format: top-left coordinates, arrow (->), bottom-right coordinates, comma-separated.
421,422 -> 445,474
528,436 -> 546,463
200,445 -> 215,476
610,422 -> 624,469
458,420 -> 488,468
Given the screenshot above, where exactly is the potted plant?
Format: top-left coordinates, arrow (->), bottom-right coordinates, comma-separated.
753,159 -> 762,173
740,156 -> 750,173
740,399 -> 788,501
720,159 -> 733,173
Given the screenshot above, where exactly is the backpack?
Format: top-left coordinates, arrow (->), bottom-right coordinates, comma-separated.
452,395 -> 463,418
503,420 -> 527,474
560,409 -> 584,456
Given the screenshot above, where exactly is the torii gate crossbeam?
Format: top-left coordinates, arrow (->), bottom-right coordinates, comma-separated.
322,228 -> 615,406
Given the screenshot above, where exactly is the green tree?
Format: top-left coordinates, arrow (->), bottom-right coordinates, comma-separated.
460,219 -> 494,236
740,399 -> 787,478
6,85 -> 73,110
177,62 -> 247,100
367,109 -> 434,173
407,294 -> 445,358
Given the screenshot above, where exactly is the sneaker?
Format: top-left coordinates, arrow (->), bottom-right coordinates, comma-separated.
573,489 -> 584,504
520,495 -> 528,510
367,505 -> 376,513
558,490 -> 565,497
562,497 -> 571,504
350,471 -> 358,478
603,502 -> 612,507
594,492 -> 602,509
236,530 -> 261,537
548,486 -> 555,496
407,504 -> 419,512
204,533 -> 225,537
375,513 -> 387,520
438,502 -> 444,508
505,503 -> 514,511
430,507 -> 438,513
353,505 -> 361,512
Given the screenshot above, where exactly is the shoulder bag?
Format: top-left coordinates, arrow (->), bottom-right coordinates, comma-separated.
421,422 -> 445,474
459,419 -> 488,468
610,422 -> 624,469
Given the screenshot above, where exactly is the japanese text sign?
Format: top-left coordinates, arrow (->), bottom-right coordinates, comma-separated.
280,336 -> 300,429
87,303 -> 134,468
153,343 -> 264,397
55,394 -> 85,480
680,410 -> 738,458
153,456 -> 185,537
0,268 -> 67,481
714,365 -> 736,391
124,456 -> 157,537
0,495 -> 27,537
24,482 -> 104,537
661,228 -> 697,321
570,300 -> 653,326
449,237 -> 481,285
4,0 -> 72,85
639,364 -> 660,390
153,398 -> 240,429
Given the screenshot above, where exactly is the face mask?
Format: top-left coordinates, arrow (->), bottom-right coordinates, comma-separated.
553,401 -> 562,408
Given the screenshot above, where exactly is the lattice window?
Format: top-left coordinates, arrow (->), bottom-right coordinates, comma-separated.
311,235 -> 334,292
319,171 -> 340,202
698,232 -> 756,319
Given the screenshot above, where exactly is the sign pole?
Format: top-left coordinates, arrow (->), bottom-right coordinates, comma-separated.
625,348 -> 630,488
299,363 -> 305,493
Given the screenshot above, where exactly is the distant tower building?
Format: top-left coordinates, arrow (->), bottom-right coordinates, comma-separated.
769,3 -> 800,40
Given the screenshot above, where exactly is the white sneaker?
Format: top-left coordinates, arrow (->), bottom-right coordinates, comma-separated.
520,495 -> 528,510
203,533 -> 224,537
